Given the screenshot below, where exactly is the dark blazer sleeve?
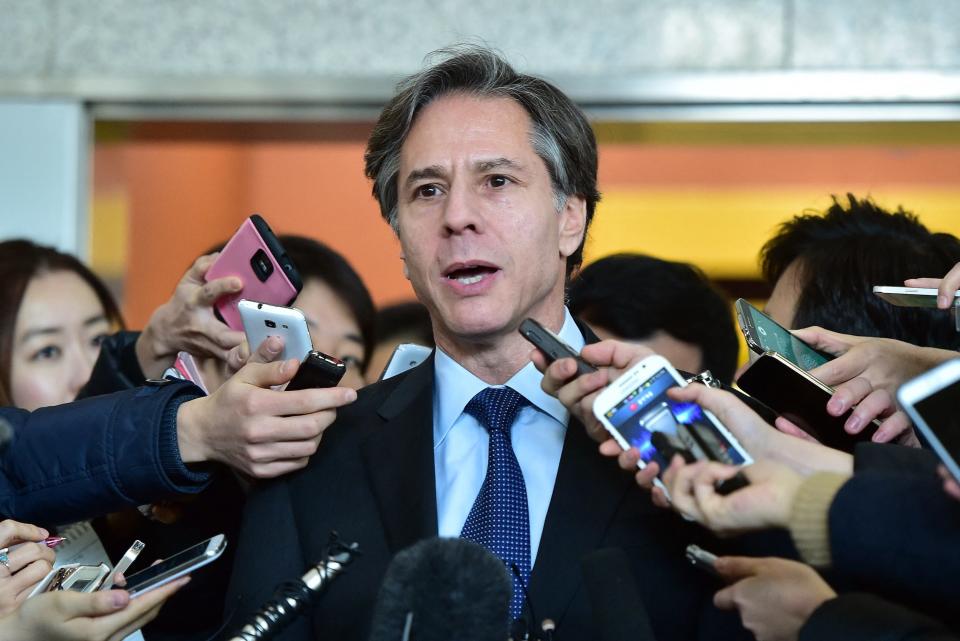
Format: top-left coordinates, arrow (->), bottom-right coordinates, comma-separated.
76,331 -> 148,399
827,472 -> 960,617
0,380 -> 210,526
801,594 -> 958,641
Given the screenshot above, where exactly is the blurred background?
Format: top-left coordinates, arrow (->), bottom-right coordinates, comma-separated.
2,0 -> 959,329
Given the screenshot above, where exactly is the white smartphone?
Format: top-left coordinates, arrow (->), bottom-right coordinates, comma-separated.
873,286 -> 960,308
239,300 -> 313,363
123,534 -> 227,598
898,358 -> 960,484
378,343 -> 432,381
593,355 -> 753,493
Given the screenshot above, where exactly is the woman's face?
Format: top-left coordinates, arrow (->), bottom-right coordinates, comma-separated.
294,278 -> 367,390
9,270 -> 111,410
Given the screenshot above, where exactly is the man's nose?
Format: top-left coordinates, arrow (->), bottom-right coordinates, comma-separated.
441,184 -> 481,235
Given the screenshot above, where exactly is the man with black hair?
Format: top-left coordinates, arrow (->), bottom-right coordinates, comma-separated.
762,194 -> 960,350
569,253 -> 740,384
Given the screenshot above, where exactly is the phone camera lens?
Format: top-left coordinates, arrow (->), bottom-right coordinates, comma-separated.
265,319 -> 276,328
250,249 -> 274,282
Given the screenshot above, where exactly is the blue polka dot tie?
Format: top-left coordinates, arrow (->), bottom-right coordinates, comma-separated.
459,386 -> 531,621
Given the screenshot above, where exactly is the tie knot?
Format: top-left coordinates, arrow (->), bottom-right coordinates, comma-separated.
464,387 -> 529,435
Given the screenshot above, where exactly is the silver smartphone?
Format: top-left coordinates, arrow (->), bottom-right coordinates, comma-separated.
378,343 -> 432,381
123,534 -> 227,598
238,300 -> 313,363
898,358 -> 960,484
873,285 -> 959,308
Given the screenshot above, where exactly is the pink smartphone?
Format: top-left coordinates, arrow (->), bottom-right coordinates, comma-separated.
204,215 -> 302,330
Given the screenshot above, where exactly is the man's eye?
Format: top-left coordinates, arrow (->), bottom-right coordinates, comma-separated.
91,333 -> 108,348
32,346 -> 61,362
416,185 -> 440,199
488,175 -> 511,188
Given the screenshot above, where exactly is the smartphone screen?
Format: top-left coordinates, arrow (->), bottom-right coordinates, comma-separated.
913,378 -> 960,472
738,300 -> 831,371
123,536 -> 225,597
601,367 -> 748,470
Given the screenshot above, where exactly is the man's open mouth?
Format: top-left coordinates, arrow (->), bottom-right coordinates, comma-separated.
443,263 -> 500,286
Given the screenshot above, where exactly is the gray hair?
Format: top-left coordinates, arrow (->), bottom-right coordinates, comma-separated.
364,45 -> 600,276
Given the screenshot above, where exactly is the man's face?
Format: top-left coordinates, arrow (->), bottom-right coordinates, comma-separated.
395,94 -> 586,346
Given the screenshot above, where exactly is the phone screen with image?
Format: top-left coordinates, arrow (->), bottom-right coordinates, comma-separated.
602,367 -> 748,470
740,302 -> 831,371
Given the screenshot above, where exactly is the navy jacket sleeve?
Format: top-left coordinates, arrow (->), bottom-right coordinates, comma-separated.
853,442 -> 939,476
801,594 -> 957,641
827,472 -> 960,618
0,380 -> 210,527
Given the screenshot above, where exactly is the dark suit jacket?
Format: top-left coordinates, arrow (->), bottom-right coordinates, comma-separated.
224,350 -> 753,641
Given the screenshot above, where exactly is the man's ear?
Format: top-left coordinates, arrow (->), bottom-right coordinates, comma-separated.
558,195 -> 587,259
401,252 -> 410,280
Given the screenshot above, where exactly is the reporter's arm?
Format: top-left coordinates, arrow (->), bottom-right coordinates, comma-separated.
0,382 -> 208,525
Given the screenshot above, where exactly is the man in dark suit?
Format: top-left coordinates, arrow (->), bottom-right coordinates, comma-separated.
224,46 -> 746,640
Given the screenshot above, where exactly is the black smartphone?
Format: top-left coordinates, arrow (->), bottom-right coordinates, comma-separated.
519,318 -> 596,376
736,351 -> 877,452
286,350 -> 346,390
734,299 -> 833,371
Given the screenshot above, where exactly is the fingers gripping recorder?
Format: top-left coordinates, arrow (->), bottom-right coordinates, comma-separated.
229,533 -> 360,641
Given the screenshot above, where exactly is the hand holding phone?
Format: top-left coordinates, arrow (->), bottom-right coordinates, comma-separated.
593,355 -> 753,494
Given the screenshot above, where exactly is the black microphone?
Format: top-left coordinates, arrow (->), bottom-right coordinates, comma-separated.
227,532 -> 360,641
368,537 -> 512,641
581,548 -> 657,641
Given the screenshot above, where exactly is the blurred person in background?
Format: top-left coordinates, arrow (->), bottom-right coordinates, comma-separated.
0,240 -> 124,410
761,194 -> 960,350
568,253 -> 740,384
366,300 -> 434,383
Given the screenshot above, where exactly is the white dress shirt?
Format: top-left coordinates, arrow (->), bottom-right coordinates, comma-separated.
433,309 -> 586,564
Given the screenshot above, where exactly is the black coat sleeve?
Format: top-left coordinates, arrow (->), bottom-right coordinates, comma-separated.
853,442 -> 940,477
827,472 -> 960,618
801,594 -> 958,641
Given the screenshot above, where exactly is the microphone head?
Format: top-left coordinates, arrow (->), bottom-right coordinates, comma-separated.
368,537 -> 512,641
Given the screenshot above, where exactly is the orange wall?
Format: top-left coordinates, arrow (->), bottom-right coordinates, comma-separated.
91,122 -> 960,328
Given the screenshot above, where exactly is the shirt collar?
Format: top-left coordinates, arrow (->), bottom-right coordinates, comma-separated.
433,308 -> 585,447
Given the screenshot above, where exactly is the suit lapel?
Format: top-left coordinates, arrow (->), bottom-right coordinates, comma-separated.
527,413 -> 634,624
360,355 -> 439,554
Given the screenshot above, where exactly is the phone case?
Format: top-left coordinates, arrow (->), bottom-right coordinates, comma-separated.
205,215 -> 303,330
238,300 -> 313,362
